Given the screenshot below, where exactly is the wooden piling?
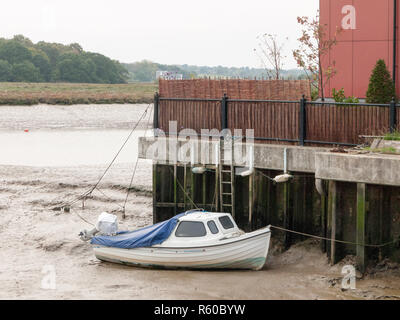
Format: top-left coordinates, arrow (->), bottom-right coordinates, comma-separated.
202,173 -> 207,211
174,164 -> 178,215
152,164 -> 157,224
215,166 -> 219,211
320,192 -> 328,253
249,173 -> 254,227
283,181 -> 291,249
356,183 -> 366,273
183,164 -> 187,211
190,166 -> 195,209
328,180 -> 337,265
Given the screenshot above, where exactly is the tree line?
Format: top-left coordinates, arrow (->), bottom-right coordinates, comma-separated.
0,35 -> 128,83
123,60 -> 307,83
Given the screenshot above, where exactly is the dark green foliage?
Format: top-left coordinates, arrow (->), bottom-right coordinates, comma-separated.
0,35 -> 128,83
366,59 -> 396,104
0,41 -> 32,65
32,52 -> 52,82
0,59 -> 12,81
12,61 -> 42,82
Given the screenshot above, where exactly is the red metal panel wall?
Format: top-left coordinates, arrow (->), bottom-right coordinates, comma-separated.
320,0 -> 399,98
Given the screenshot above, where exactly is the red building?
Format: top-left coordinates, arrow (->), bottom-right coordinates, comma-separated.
320,0 -> 399,98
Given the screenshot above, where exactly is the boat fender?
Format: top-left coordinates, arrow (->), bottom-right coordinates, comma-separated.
273,173 -> 294,184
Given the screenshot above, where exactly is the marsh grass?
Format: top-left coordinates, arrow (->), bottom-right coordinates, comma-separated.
0,82 -> 157,105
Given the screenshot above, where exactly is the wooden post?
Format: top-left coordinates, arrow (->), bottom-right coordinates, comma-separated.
202,173 -> 207,210
356,183 -> 366,273
173,164 -> 178,215
183,164 -> 187,211
152,163 -> 157,224
249,173 -> 254,227
153,92 -> 159,131
283,181 -> 291,249
215,167 -> 219,211
328,181 -> 337,265
320,192 -> 328,253
190,166 -> 195,209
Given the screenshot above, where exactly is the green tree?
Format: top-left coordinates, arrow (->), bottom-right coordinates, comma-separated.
12,61 -> 42,82
32,52 -> 52,81
0,35 -> 129,84
0,59 -> 12,81
366,59 -> 396,104
56,54 -> 92,83
0,40 -> 32,65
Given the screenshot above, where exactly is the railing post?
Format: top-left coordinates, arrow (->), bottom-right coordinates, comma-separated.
299,95 -> 307,146
153,92 -> 159,132
221,93 -> 228,130
390,97 -> 397,133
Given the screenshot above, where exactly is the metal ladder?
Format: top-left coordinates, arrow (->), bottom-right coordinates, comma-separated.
218,139 -> 235,218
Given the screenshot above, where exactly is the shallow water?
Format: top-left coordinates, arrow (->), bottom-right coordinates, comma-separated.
0,129 -> 147,167
0,104 -> 152,167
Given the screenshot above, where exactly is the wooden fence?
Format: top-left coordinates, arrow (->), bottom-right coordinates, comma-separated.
154,80 -> 399,146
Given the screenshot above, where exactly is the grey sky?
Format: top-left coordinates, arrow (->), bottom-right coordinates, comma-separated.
1,0 -> 319,68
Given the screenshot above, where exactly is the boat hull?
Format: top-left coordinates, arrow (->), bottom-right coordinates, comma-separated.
93,228 -> 271,271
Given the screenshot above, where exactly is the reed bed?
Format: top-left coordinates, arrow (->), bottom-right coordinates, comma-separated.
0,82 -> 157,105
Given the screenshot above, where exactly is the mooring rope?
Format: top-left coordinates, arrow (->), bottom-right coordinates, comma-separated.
52,103 -> 152,211
75,211 -> 95,227
168,166 -> 200,210
122,105 -> 154,215
87,103 -> 152,196
270,225 -> 399,248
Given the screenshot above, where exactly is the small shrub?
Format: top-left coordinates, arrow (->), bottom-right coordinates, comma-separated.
332,88 -> 359,104
366,59 -> 396,104
332,88 -> 346,102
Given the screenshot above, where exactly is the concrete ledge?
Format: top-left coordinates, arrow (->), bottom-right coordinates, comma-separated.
138,137 -> 328,173
139,137 -> 400,186
315,152 -> 400,186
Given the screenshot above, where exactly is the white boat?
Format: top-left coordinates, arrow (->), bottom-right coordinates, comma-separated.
90,211 -> 271,271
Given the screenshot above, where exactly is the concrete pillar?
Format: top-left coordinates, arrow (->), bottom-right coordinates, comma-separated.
357,183 -> 366,273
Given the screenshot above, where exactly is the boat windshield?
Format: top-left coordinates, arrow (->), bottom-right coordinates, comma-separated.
175,221 -> 207,237
218,216 -> 234,230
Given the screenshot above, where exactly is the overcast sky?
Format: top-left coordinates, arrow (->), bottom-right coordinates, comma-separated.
0,0 -> 319,69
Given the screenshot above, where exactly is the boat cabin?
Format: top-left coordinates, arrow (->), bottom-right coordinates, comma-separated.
158,212 -> 243,247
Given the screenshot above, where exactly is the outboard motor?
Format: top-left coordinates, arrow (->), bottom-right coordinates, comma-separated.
79,212 -> 118,241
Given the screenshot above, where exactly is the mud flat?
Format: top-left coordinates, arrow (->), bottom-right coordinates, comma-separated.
0,104 -> 399,300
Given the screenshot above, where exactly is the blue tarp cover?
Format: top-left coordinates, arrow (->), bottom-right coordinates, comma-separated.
91,211 -> 198,249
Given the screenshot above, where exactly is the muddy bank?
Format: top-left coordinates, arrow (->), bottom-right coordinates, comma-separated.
0,104 -> 399,300
0,163 -> 399,300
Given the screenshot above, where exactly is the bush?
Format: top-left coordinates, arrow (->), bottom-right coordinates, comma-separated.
332,88 -> 359,104
366,59 -> 396,104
